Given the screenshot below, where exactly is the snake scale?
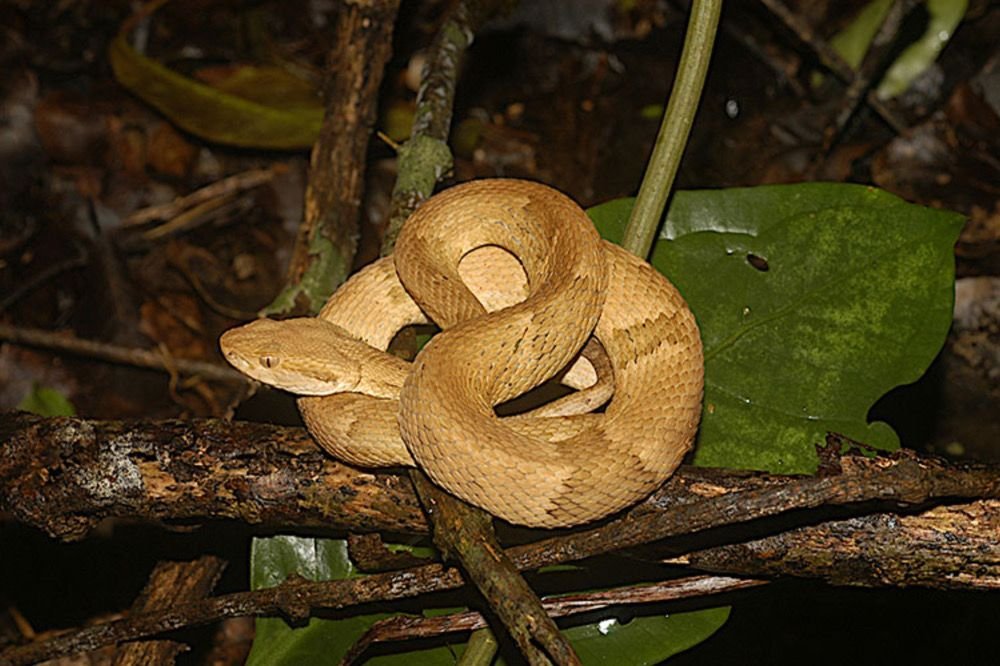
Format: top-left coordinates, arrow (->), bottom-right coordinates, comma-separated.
221,179 -> 703,527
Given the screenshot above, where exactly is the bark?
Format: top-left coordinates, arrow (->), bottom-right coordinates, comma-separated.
380,0 -> 510,252
1,411 -> 998,594
0,412 -> 425,540
112,556 -> 226,665
671,500 -> 1000,590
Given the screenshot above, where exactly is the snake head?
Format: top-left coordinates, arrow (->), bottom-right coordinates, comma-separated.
219,318 -> 362,396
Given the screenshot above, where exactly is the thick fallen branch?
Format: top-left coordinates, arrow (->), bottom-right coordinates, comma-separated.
0,412 -> 427,539
2,411 -> 998,584
112,556 -> 226,665
665,500 -> 1000,590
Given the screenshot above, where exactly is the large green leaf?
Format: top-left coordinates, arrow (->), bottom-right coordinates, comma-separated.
109,2 -> 322,149
589,183 -> 962,473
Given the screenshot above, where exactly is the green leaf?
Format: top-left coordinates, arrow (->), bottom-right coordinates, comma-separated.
558,607 -> 730,665
109,4 -> 321,149
492,606 -> 729,666
248,537 -> 386,664
589,183 -> 962,473
829,0 -> 894,70
17,384 -> 76,416
247,536 -> 464,665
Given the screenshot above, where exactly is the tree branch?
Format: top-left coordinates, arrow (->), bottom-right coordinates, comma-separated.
665,500 -> 1000,590
111,556 -> 226,665
0,323 -> 246,385
266,0 -> 402,315
2,412 -> 997,582
380,0 -> 507,253
0,412 -> 427,540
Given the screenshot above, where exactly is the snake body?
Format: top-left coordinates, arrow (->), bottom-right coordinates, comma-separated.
221,179 -> 703,527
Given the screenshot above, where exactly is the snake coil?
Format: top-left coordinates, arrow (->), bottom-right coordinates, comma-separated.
221,179 -> 703,527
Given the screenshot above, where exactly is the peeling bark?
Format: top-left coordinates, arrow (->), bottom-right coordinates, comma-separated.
1,411 -> 998,595
0,412 -> 425,539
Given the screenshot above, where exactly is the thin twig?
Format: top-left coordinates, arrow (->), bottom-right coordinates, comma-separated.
124,166 -> 281,228
409,471 -> 580,666
756,0 -> 909,134
0,322 -> 247,384
819,0 -> 919,155
342,575 -> 767,664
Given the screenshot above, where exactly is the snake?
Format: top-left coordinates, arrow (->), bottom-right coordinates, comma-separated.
220,179 -> 703,527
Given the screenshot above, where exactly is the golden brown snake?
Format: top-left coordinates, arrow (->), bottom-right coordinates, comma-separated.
220,179 -> 703,527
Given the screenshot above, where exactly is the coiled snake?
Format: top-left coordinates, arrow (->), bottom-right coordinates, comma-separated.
220,179 -> 703,527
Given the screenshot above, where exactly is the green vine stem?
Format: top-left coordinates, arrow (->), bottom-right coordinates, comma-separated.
621,0 -> 722,259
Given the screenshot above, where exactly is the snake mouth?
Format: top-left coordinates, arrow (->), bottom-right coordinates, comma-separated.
221,351 -> 259,381
219,333 -> 265,381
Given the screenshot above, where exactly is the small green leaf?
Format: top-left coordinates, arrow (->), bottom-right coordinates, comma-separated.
877,0 -> 967,99
589,183 -> 962,473
247,537 -> 386,665
109,4 -> 321,149
829,0 -> 894,70
17,384 -> 75,416
247,536 -> 463,665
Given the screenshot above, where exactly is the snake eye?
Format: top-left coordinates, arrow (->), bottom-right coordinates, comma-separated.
260,355 -> 278,369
